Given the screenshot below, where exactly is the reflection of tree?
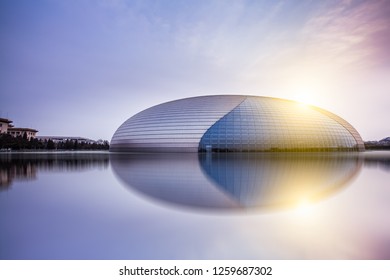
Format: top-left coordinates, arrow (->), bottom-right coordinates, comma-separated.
0,153 -> 109,189
0,161 -> 37,190
363,154 -> 390,171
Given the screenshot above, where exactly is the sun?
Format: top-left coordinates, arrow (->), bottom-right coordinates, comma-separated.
283,66 -> 327,107
292,89 -> 317,106
294,198 -> 313,217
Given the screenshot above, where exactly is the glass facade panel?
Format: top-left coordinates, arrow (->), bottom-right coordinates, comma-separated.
199,97 -> 364,152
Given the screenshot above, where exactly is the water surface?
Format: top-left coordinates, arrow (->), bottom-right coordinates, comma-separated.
1,151 -> 389,259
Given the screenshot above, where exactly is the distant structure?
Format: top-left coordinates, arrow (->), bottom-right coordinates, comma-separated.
1,117 -> 109,151
364,137 -> 390,150
110,95 -> 365,152
36,136 -> 96,144
0,118 -> 38,139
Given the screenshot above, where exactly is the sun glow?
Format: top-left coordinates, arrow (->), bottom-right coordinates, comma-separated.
294,198 -> 314,218
293,92 -> 316,106
290,85 -> 320,106
281,61 -> 338,107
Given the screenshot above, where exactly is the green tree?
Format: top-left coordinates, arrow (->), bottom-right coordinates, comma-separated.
47,139 -> 55,150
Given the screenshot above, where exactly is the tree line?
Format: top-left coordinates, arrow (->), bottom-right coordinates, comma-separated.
0,133 -> 109,150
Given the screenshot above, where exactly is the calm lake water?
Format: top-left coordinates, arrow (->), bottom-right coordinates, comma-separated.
1,151 -> 389,259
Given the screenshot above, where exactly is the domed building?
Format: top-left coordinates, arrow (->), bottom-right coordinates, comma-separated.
110,95 -> 365,152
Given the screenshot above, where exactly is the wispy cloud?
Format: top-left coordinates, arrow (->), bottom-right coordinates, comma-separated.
300,0 -> 390,69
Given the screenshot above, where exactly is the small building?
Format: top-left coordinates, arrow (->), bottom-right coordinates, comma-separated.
0,118 -> 13,134
0,118 -> 38,140
7,127 -> 38,140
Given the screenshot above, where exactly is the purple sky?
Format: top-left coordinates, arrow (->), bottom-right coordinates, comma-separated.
1,0 -> 389,141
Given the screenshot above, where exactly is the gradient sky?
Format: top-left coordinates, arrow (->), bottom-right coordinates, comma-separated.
1,0 -> 389,141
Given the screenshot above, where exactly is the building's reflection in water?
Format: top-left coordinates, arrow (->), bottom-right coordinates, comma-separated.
2,151 -> 388,210
110,153 -> 238,209
110,152 -> 363,211
199,153 -> 363,210
0,152 -> 109,190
